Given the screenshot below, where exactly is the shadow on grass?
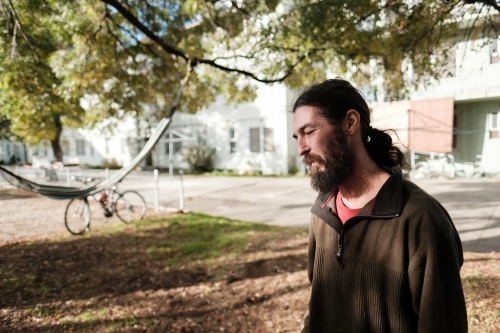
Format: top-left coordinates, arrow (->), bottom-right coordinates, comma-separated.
1,281 -> 312,333
0,213 -> 308,310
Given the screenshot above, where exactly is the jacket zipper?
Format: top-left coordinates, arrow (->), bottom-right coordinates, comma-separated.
333,213 -> 400,267
336,229 -> 345,267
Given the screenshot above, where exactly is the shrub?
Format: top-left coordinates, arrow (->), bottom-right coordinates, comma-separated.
181,144 -> 215,172
102,158 -> 121,169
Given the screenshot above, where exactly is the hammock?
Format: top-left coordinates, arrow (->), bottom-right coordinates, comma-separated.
0,63 -> 194,200
0,117 -> 171,200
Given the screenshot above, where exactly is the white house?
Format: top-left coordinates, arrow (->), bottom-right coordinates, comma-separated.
22,82 -> 301,175
0,140 -> 26,165
147,82 -> 299,175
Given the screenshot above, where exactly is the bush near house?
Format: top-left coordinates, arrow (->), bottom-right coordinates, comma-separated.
8,155 -> 16,165
182,144 -> 215,172
101,158 -> 121,169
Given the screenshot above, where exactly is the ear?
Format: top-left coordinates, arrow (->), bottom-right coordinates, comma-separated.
344,109 -> 361,136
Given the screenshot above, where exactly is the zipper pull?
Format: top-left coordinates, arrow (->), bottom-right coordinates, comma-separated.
337,235 -> 345,267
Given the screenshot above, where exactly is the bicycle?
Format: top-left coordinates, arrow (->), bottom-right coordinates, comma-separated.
64,176 -> 147,235
411,154 -> 456,180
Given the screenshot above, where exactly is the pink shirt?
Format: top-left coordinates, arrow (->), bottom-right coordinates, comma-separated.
336,192 -> 361,224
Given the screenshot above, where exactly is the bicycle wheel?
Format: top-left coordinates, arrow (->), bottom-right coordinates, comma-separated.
114,191 -> 147,223
64,198 -> 91,235
412,166 -> 429,180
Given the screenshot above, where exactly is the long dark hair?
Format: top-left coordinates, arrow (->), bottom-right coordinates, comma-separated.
292,78 -> 407,169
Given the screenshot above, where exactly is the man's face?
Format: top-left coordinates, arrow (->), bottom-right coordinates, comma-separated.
293,106 -> 354,193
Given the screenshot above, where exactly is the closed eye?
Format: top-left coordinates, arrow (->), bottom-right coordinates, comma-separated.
305,129 -> 315,136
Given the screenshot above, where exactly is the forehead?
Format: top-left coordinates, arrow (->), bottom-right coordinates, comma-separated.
293,106 -> 324,130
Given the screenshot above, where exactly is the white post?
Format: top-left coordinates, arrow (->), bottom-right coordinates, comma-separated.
104,168 -> 110,195
66,168 -> 71,187
154,169 -> 159,213
410,151 -> 416,170
169,132 -> 173,180
179,169 -> 185,212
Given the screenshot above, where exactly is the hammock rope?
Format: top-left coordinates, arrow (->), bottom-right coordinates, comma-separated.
0,60 -> 193,200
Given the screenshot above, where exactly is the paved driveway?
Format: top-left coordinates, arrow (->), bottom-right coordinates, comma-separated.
117,172 -> 500,253
1,168 -> 499,252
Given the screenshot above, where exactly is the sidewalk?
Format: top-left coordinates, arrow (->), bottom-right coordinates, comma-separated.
120,174 -> 500,253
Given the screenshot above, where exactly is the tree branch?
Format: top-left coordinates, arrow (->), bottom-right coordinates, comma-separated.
5,0 -> 40,62
405,3 -> 458,54
197,54 -> 308,83
101,0 -> 188,60
464,0 -> 500,13
100,0 -> 301,83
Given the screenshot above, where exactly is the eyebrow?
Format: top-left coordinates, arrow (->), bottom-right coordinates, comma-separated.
292,122 -> 315,139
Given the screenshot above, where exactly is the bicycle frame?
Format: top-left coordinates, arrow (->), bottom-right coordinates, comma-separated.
65,176 -> 147,235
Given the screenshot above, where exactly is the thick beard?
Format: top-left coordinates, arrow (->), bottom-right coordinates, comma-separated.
304,132 -> 354,193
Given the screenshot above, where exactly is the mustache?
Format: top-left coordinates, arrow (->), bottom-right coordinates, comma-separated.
303,152 -> 325,166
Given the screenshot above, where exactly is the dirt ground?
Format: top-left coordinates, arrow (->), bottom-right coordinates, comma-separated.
0,187 -> 131,245
1,188 -> 500,332
0,214 -> 310,332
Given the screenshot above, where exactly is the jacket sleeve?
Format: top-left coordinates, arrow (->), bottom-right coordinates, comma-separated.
301,216 -> 317,333
408,204 -> 468,333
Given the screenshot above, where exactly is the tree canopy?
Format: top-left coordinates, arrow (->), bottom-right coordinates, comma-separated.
1,0 -> 499,159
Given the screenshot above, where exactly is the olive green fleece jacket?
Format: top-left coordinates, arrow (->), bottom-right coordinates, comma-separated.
302,168 -> 467,333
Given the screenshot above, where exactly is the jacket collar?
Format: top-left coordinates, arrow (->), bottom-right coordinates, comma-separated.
311,167 -> 404,231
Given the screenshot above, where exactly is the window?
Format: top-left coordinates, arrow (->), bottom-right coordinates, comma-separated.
126,138 -> 135,155
443,45 -> 456,77
229,128 -> 236,153
76,140 -> 85,155
165,132 -> 183,154
264,128 -> 274,152
488,112 -> 498,139
491,38 -> 499,64
89,145 -> 94,156
198,129 -> 207,146
452,114 -> 458,150
32,146 -> 38,156
173,133 -> 182,153
42,142 -> 48,156
250,128 -> 260,152
6,143 -> 10,156
121,138 -> 127,153
61,140 -> 69,155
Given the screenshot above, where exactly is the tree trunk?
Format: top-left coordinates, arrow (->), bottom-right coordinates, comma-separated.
50,116 -> 63,163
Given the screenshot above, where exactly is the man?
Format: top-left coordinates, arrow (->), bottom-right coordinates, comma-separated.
292,79 -> 467,333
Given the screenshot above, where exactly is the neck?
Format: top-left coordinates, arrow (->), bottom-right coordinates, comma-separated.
338,151 -> 390,210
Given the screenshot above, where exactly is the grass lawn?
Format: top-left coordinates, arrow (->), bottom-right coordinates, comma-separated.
0,213 -> 499,332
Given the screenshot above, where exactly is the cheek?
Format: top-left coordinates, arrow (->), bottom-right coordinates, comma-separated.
313,138 -> 329,155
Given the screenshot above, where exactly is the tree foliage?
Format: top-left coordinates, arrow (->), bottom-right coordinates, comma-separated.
266,0 -> 500,100
0,0 -> 86,161
1,0 -> 500,158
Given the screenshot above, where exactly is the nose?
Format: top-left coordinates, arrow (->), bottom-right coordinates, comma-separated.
297,137 -> 310,156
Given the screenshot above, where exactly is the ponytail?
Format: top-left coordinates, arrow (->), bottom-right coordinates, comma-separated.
364,127 -> 408,169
